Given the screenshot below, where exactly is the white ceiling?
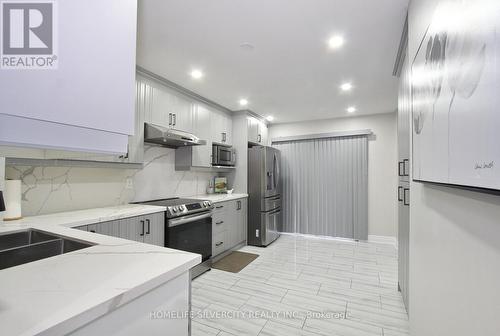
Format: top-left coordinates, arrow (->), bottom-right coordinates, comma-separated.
137,0 -> 409,124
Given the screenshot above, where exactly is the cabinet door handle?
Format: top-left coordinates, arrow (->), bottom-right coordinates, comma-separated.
215,242 -> 223,247
168,113 -> 172,126
258,134 -> 261,143
403,159 -> 409,177
140,220 -> 145,236
398,161 -> 404,176
216,205 -> 224,209
216,221 -> 224,225
237,200 -> 241,210
172,113 -> 176,126
146,219 -> 151,234
403,188 -> 410,206
398,186 -> 403,202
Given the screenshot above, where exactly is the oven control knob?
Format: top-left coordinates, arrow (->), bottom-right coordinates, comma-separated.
172,206 -> 177,213
179,205 -> 185,211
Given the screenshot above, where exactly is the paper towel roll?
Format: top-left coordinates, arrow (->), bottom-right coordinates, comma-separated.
4,180 -> 22,221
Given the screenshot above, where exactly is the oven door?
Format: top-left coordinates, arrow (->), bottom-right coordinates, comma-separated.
166,212 -> 212,261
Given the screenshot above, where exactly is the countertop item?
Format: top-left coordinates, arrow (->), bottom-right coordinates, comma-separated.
0,204 -> 201,336
3,179 -> 22,220
189,193 -> 248,203
214,177 -> 227,193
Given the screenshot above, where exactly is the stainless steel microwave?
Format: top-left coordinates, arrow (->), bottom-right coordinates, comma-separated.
212,144 -> 236,166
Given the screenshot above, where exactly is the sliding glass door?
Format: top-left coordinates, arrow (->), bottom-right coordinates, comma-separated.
273,135 -> 368,240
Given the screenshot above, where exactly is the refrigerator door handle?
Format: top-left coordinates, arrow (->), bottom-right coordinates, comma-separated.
273,152 -> 280,192
266,171 -> 273,191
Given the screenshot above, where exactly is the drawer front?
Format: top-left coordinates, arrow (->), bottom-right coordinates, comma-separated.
213,213 -> 227,234
213,201 -> 229,213
212,203 -> 228,234
213,230 -> 228,257
262,195 -> 281,212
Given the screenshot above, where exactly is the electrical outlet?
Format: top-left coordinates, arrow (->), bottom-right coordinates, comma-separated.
125,178 -> 134,190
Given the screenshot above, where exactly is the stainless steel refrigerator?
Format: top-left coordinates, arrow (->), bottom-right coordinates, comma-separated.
248,146 -> 282,246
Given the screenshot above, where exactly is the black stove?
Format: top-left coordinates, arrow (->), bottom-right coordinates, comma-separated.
136,197 -> 214,278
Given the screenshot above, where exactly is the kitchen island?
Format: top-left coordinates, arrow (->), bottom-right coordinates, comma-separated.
0,205 -> 200,336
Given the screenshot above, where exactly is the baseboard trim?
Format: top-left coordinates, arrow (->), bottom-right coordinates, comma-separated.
279,232 -> 398,248
280,232 -> 358,244
368,235 -> 397,247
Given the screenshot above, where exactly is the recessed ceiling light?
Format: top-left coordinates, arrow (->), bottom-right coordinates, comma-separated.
328,35 -> 344,49
190,69 -> 204,79
347,106 -> 357,113
266,116 -> 274,122
340,82 -> 353,91
239,99 -> 249,106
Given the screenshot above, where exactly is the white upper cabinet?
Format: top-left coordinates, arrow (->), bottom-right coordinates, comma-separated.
260,122 -> 269,145
247,116 -> 267,145
211,110 -> 233,146
247,117 -> 259,144
191,105 -> 213,167
141,76 -> 194,133
0,0 -> 137,154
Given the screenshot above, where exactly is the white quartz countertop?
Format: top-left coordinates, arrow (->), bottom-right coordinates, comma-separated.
0,204 -> 201,336
189,193 -> 248,203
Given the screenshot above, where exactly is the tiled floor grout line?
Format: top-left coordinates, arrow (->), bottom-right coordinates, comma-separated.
256,319 -> 269,336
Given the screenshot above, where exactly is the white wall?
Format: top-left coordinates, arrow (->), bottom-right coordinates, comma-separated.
408,0 -> 500,335
269,112 -> 398,238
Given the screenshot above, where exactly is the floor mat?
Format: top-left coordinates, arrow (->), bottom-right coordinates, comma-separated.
212,251 -> 259,273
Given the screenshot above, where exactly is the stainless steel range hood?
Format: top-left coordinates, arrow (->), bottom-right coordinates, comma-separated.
144,123 -> 206,148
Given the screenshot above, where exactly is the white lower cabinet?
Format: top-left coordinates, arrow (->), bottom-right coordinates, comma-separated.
69,271 -> 190,336
76,212 -> 164,247
211,198 -> 248,257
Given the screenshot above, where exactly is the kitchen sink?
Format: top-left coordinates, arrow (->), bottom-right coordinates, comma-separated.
0,229 -> 94,270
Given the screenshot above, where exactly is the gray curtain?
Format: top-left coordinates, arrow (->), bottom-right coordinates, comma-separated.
273,135 -> 368,240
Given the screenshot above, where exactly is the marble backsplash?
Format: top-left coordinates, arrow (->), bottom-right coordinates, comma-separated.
4,145 -> 223,216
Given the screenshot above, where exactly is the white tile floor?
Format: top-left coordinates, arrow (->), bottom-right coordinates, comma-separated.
192,234 -> 409,336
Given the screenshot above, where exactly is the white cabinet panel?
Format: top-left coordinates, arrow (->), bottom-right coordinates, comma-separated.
0,114 -> 129,154
96,220 -> 121,237
211,110 -> 232,146
213,230 -> 228,257
259,123 -> 268,146
0,0 -> 137,136
191,105 -> 213,167
143,213 -> 165,247
211,198 -> 248,257
69,272 -> 190,336
247,116 -> 267,145
237,198 -> 248,244
222,113 -> 233,146
142,76 -> 194,133
247,117 -> 259,144
85,213 -> 165,247
171,99 -> 194,133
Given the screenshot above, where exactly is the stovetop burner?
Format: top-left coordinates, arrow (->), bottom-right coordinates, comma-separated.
137,197 -> 213,218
